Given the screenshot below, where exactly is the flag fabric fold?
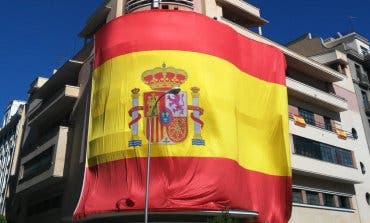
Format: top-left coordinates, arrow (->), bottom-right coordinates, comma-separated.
74,10 -> 291,223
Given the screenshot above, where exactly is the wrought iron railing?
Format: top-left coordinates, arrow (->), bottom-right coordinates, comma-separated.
289,113 -> 355,139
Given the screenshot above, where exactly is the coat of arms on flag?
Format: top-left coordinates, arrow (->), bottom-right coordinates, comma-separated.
128,63 -> 205,147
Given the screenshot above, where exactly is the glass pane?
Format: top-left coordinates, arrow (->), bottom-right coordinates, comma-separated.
293,189 -> 302,203
306,191 -> 320,205
338,196 -> 351,209
323,194 -> 335,207
298,108 -> 315,125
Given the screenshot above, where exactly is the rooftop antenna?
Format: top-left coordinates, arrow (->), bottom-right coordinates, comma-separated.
348,16 -> 356,33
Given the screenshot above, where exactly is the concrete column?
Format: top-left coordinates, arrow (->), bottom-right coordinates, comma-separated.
302,190 -> 307,204
288,105 -> 298,115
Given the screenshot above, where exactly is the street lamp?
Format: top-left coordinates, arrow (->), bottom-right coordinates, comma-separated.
144,86 -> 181,223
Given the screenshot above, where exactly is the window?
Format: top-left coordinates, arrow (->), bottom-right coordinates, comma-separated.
294,135 -> 321,160
161,4 -> 169,9
355,64 -> 362,75
361,91 -> 369,108
366,193 -> 370,205
293,135 -> 354,167
306,191 -> 320,205
323,194 -> 335,207
27,194 -> 62,216
337,150 -> 354,167
360,46 -> 368,55
351,128 -> 358,139
324,116 -> 332,131
298,108 -> 315,125
338,196 -> 351,209
21,147 -> 54,183
292,189 -> 303,203
360,162 -> 366,174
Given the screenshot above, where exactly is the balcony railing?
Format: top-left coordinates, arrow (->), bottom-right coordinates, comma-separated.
345,45 -> 366,61
356,72 -> 370,87
125,0 -> 194,13
289,113 -> 355,139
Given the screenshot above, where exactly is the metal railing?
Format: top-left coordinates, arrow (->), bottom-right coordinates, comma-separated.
125,0 -> 194,13
344,45 -> 366,61
356,72 -> 370,87
289,113 -> 355,139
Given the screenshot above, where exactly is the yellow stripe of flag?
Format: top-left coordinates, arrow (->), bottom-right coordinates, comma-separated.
88,50 -> 291,177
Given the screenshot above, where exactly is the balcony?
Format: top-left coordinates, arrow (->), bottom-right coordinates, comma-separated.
79,3 -> 111,38
291,135 -> 362,184
287,77 -> 348,112
364,54 -> 370,71
216,0 -> 267,28
16,126 -> 69,193
356,72 -> 370,87
345,45 -> 365,61
28,85 -> 79,126
125,0 -> 194,13
289,113 -> 355,139
292,155 -> 362,184
310,50 -> 348,66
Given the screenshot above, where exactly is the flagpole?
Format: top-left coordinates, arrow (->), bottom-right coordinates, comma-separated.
144,87 -> 181,223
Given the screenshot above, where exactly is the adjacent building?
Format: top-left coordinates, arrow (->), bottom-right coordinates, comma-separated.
5,0 -> 370,223
285,31 -> 370,223
287,32 -> 370,151
8,44 -> 93,223
0,100 -> 26,217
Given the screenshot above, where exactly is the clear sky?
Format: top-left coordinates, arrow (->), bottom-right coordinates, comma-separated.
0,0 -> 369,116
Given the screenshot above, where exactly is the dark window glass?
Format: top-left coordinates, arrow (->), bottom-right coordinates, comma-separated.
27,194 -> 62,216
324,116 -> 332,131
306,191 -> 320,205
352,128 -> 358,139
323,194 -> 335,207
356,64 -> 362,75
360,162 -> 366,174
21,146 -> 54,183
362,91 -> 370,108
360,46 -> 368,55
338,196 -> 351,209
293,135 -> 354,167
336,149 -> 353,167
298,108 -> 315,125
292,189 -> 302,203
320,144 -> 337,163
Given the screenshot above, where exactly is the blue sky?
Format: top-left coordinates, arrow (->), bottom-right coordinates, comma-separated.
0,0 -> 369,115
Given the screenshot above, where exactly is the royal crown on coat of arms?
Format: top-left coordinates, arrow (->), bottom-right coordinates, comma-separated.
128,63 -> 205,147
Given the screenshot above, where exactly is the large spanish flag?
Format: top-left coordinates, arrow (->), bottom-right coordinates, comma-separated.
74,10 -> 291,223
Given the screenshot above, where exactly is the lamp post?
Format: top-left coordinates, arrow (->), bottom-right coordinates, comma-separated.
144,87 -> 181,223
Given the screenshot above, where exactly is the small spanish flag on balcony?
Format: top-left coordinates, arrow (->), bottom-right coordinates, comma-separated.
74,10 -> 291,223
336,128 -> 347,140
293,114 -> 306,127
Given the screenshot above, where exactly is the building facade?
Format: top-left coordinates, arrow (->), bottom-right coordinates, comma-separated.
0,100 -> 26,216
8,45 -> 93,223
6,1 -> 370,223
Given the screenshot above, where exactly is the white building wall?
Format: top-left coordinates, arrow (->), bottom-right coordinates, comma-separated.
2,100 -> 26,128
